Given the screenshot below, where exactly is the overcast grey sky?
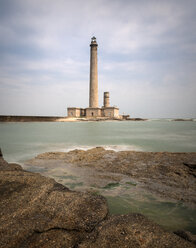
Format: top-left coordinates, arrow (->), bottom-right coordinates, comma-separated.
0,0 -> 196,118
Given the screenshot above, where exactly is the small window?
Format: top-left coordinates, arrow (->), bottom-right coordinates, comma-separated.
91,112 -> 94,116
71,112 -> 73,116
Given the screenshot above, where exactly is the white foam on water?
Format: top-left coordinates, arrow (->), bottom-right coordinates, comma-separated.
4,144 -> 143,163
60,144 -> 143,153
61,145 -> 96,152
103,145 -> 143,152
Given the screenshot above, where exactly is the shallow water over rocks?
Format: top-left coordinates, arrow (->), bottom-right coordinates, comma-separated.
24,147 -> 196,234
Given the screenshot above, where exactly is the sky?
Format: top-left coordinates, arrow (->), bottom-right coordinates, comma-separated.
0,0 -> 196,118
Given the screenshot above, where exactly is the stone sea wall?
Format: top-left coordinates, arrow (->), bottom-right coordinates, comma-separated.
0,115 -> 65,122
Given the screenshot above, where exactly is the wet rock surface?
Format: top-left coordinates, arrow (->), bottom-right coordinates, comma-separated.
1,154 -> 195,247
79,214 -> 194,248
0,156 -> 108,248
31,147 -> 196,205
174,230 -> 196,245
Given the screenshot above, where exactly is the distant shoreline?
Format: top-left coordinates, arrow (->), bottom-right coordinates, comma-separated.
0,115 -> 148,122
0,115 -> 195,122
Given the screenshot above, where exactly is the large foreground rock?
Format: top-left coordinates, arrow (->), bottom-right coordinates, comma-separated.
0,156 -> 108,248
79,214 -> 195,248
0,154 -> 195,247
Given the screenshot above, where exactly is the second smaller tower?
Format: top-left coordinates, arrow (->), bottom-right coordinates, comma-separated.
104,92 -> 110,107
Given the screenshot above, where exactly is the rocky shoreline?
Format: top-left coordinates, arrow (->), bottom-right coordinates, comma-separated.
28,148 -> 196,206
172,119 -> 194,121
1,149 -> 196,247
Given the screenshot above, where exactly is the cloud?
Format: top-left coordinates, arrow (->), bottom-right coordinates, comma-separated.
0,0 -> 196,117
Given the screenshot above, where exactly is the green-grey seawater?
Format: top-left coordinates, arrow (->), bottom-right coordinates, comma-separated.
0,120 -> 196,162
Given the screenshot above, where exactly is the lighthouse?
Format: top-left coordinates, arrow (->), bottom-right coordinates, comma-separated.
67,37 -> 119,119
89,36 -> 98,108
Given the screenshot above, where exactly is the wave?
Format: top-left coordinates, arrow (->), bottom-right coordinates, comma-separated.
60,145 -> 143,153
5,144 -> 143,164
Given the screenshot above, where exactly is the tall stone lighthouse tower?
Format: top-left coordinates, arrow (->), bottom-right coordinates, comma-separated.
67,37 -> 119,119
89,36 -> 98,108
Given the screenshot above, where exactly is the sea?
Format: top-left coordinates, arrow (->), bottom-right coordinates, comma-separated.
0,119 -> 196,163
0,119 -> 196,233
